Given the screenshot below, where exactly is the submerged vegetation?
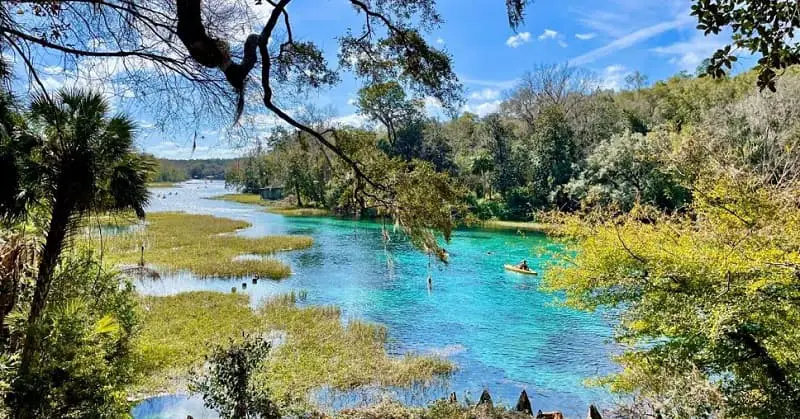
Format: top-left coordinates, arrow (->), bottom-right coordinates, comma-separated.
90,212 -> 313,278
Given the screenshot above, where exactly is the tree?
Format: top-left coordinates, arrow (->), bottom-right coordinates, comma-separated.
547,177 -> 800,417
356,81 -> 421,146
624,71 -> 648,91
190,335 -> 279,419
501,64 -> 596,129
691,0 -> 800,91
0,90 -> 154,415
527,105 -> 577,207
565,131 -> 690,212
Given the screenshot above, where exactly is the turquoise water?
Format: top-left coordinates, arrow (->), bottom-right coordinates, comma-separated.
132,181 -> 619,418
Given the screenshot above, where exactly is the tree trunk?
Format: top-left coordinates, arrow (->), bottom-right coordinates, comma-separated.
295,184 -> 302,207
727,329 -> 800,408
16,195 -> 73,417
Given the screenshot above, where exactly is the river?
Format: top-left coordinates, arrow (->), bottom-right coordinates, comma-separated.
132,180 -> 618,418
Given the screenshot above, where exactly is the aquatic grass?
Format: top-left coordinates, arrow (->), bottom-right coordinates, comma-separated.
212,193 -> 331,217
211,193 -> 268,206
147,181 -> 180,188
480,219 -> 554,233
133,291 -> 452,407
267,207 -> 331,217
90,212 -> 313,278
257,294 -> 454,404
133,292 -> 262,395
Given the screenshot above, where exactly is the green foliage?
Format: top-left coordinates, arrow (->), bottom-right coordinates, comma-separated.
4,251 -> 138,418
190,335 -> 279,419
153,158 -> 233,182
566,130 -> 690,211
526,106 -> 577,207
691,0 -> 800,90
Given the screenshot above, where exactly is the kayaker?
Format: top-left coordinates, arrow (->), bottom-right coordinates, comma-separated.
518,259 -> 529,271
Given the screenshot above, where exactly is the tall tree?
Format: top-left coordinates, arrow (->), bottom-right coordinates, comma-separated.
357,81 -> 422,147
0,90 -> 154,414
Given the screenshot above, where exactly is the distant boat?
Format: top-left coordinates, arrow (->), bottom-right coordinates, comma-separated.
504,264 -> 538,275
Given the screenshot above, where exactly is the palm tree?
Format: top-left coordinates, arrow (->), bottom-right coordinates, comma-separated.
1,89 -> 154,388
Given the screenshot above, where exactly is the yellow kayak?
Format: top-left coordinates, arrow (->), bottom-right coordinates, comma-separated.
504,264 -> 538,275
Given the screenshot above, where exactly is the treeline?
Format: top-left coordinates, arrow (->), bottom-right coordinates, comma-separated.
152,157 -> 236,182
226,65 -> 765,221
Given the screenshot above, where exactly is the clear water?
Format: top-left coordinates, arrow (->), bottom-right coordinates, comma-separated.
132,180 -> 619,418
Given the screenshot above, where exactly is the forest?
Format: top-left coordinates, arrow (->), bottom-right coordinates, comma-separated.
153,158 -> 236,182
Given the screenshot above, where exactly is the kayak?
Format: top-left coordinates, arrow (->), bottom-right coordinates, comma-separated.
504,264 -> 538,275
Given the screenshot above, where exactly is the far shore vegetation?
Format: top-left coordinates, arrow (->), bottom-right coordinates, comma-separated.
147,181 -> 181,188
87,212 -> 313,278
212,193 -> 332,217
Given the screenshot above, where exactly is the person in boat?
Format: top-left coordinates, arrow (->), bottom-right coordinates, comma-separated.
518,259 -> 530,271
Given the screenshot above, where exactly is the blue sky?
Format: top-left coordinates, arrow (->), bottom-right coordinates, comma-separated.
10,0 -> 746,159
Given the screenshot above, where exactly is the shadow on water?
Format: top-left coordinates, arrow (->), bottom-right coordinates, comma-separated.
132,181 -> 621,417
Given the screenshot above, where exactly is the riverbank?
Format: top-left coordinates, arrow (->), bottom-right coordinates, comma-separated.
479,219 -> 555,234
212,193 -> 332,216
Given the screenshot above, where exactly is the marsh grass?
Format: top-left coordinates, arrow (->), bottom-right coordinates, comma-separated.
480,219 -> 554,233
212,193 -> 331,217
133,292 -> 262,394
89,212 -> 313,278
211,193 -> 267,206
147,181 -> 180,188
134,291 -> 453,408
257,293 -> 454,405
268,207 -> 331,217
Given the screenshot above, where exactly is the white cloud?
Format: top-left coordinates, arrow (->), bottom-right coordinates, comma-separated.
575,33 -> 597,40
469,88 -> 500,101
460,76 -> 519,90
538,29 -> 558,40
330,113 -> 367,128
506,32 -> 532,48
599,65 -> 627,90
436,38 -> 445,45
462,100 -> 501,117
558,39 -> 568,48
40,76 -> 64,91
42,65 -> 63,75
423,96 -> 442,110
651,33 -> 726,71
569,17 -> 691,66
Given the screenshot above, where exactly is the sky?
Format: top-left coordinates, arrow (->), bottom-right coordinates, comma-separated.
9,0 -> 749,160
